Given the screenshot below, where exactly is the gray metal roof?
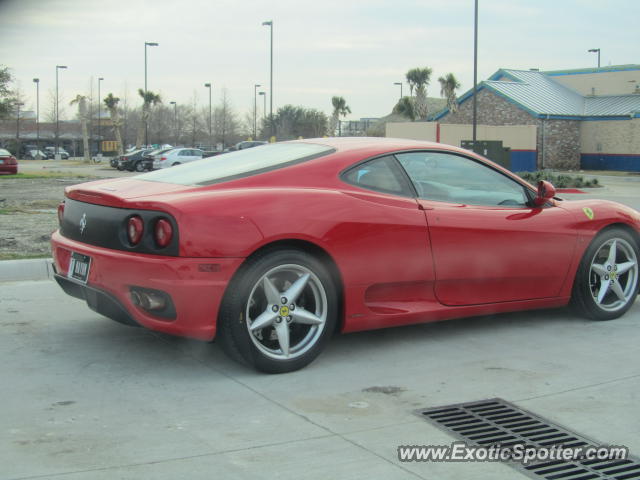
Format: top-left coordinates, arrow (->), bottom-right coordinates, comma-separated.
585,95 -> 640,116
481,69 -> 640,118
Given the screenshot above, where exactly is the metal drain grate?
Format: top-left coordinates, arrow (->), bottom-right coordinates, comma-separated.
417,398 -> 640,480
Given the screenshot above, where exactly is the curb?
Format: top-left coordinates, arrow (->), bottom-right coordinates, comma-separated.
0,258 -> 54,282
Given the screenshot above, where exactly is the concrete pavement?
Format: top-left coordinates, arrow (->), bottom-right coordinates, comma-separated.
1,279 -> 639,480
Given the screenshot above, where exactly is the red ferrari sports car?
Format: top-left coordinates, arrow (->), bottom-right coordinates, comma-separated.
51,138 -> 640,372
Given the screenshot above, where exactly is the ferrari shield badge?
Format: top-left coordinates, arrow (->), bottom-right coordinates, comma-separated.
582,207 -> 594,220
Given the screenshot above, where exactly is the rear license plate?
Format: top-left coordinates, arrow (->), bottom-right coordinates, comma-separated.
0,159 -> 4,164
68,252 -> 91,283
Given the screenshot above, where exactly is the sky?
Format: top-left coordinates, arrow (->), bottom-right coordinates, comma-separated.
0,0 -> 638,123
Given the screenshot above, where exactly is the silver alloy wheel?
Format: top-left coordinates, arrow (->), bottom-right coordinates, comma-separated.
589,237 -> 639,312
245,264 -> 328,360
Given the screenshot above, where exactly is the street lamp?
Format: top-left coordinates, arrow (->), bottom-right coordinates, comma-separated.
393,82 -> 403,100
55,65 -> 68,158
258,91 -> 266,138
16,102 -> 24,158
97,77 -> 103,158
204,83 -> 212,147
472,0 -> 478,144
33,78 -> 40,155
144,41 -> 159,146
253,83 -> 261,139
588,48 -> 601,68
169,101 -> 177,146
262,20 -> 274,139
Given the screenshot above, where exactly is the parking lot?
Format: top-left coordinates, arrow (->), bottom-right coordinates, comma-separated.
1,172 -> 639,479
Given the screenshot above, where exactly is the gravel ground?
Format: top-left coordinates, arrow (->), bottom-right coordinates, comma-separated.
0,177 -> 97,259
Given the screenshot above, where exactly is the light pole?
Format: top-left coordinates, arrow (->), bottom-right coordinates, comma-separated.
169,101 -> 177,146
588,48 -> 601,68
393,82 -> 403,100
472,0 -> 478,144
55,65 -> 67,158
258,91 -> 266,139
16,102 -> 24,158
253,83 -> 261,139
144,41 -> 159,146
97,77 -> 103,158
204,83 -> 212,147
33,78 -> 40,156
262,20 -> 274,139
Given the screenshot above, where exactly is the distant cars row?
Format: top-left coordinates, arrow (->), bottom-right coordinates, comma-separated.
112,142 -> 268,172
114,147 -> 202,171
0,148 -> 18,175
15,146 -> 70,160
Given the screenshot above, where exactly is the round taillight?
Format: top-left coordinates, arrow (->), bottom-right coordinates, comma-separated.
57,202 -> 65,225
154,219 -> 173,248
127,216 -> 144,245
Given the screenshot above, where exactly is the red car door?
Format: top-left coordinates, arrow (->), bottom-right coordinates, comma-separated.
396,151 -> 577,306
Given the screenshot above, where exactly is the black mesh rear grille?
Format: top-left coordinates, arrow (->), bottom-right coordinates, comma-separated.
60,198 -> 179,256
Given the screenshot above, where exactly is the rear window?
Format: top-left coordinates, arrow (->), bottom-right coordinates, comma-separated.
140,142 -> 334,186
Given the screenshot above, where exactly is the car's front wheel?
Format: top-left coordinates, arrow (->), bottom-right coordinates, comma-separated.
218,249 -> 338,373
572,228 -> 639,320
134,161 -> 145,172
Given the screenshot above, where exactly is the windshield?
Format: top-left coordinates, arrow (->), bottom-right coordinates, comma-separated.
140,142 -> 334,186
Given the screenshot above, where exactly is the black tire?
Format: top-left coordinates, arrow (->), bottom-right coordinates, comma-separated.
172,162 -> 181,166
571,228 -> 639,320
218,248 -> 338,373
134,161 -> 145,172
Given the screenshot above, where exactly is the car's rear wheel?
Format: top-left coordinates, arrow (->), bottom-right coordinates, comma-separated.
218,249 -> 338,373
172,162 -> 181,166
134,161 -> 145,172
572,228 -> 639,320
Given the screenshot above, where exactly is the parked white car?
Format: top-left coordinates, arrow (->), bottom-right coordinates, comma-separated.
152,148 -> 204,169
26,149 -> 47,160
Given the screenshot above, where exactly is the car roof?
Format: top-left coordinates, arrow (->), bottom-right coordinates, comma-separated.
273,137 -> 473,166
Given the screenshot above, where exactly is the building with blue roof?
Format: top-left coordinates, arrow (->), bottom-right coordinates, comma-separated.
434,65 -> 640,171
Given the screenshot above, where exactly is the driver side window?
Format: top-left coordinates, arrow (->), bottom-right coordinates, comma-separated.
395,152 -> 529,207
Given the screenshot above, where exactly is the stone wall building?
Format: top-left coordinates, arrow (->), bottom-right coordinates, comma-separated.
435,65 -> 640,171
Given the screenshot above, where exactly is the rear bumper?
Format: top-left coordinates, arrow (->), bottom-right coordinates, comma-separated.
51,230 -> 245,340
54,273 -> 140,327
0,166 -> 18,174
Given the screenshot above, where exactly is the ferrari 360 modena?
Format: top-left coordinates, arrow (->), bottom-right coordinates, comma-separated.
51,138 -> 640,372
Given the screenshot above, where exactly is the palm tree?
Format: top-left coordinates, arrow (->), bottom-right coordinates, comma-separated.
406,67 -> 432,120
438,73 -> 461,113
136,88 -> 162,148
70,94 -> 90,162
330,96 -> 351,136
103,93 -> 124,155
392,96 -> 416,121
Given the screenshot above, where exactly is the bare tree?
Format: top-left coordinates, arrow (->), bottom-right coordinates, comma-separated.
212,89 -> 240,148
45,88 -> 66,123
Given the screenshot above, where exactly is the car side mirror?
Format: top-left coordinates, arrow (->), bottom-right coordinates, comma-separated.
533,180 -> 556,206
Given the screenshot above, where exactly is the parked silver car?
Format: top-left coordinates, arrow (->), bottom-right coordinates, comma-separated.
152,148 -> 203,169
